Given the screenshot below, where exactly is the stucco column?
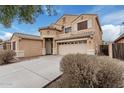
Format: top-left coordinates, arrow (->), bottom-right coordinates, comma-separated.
109,43 -> 113,58
86,38 -> 95,55
42,38 -> 46,55
53,39 -> 57,54
15,39 -> 19,57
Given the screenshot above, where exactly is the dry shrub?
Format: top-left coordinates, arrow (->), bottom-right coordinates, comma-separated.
60,54 -> 99,88
57,54 -> 124,88
96,56 -> 124,88
0,50 -> 16,65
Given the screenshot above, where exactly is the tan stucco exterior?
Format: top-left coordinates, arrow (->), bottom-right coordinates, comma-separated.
10,14 -> 102,57
39,14 -> 102,55
11,35 -> 42,57
109,43 -> 113,58
40,29 -> 63,39
19,39 -> 42,57
54,15 -> 78,29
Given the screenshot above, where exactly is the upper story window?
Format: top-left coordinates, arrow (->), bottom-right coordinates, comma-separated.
65,27 -> 72,33
77,20 -> 88,30
12,41 -> 16,50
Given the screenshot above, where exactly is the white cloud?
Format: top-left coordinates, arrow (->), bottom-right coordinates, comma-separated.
102,10 -> 124,25
102,24 -> 121,42
0,31 -> 12,40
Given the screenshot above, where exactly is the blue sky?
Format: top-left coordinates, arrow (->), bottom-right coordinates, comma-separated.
0,5 -> 124,41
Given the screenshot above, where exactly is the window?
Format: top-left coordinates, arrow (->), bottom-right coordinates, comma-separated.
71,42 -> 74,44
58,43 -> 61,45
65,27 -> 72,33
12,42 -> 16,50
61,42 -> 64,45
83,40 -> 87,43
77,21 -> 88,30
75,41 -> 78,44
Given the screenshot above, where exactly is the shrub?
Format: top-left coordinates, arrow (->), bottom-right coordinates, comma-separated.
58,54 -> 124,88
0,50 -> 16,65
96,56 -> 124,88
60,54 -> 99,88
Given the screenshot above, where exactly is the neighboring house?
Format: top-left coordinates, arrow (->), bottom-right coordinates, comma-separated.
39,14 -> 102,55
109,33 -> 124,59
114,33 -> 124,43
0,40 -> 11,51
10,33 -> 42,57
3,40 -> 11,50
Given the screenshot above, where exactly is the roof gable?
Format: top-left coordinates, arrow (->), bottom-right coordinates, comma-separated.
71,14 -> 97,23
54,14 -> 78,25
71,14 -> 102,32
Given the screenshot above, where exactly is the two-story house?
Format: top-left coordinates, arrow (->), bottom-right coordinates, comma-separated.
39,14 -> 102,55
10,14 -> 102,57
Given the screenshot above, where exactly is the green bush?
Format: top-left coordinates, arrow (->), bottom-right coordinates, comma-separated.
0,50 -> 16,65
58,54 -> 124,88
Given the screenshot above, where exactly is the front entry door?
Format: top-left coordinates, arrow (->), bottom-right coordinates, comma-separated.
45,38 -> 53,55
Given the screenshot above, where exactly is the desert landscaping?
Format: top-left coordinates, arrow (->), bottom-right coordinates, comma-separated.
0,5 -> 124,88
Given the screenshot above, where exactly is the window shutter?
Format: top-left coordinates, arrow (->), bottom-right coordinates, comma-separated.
88,19 -> 92,28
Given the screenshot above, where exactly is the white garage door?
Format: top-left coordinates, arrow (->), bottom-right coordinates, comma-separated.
58,41 -> 87,55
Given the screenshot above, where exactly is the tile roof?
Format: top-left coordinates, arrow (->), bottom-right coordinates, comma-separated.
39,26 -> 62,32
12,32 -> 41,40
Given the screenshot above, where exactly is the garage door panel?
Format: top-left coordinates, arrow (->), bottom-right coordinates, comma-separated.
58,42 -> 87,55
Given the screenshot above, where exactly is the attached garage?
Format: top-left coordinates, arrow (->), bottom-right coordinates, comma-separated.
11,33 -> 43,57
57,40 -> 87,55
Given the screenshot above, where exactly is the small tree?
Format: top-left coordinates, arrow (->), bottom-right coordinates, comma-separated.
0,5 -> 56,27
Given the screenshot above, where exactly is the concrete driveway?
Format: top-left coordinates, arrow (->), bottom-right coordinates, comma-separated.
0,55 -> 63,88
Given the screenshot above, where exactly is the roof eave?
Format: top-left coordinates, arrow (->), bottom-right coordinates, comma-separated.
38,27 -> 62,32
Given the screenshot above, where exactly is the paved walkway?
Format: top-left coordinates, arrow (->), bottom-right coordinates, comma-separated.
0,55 -> 62,88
